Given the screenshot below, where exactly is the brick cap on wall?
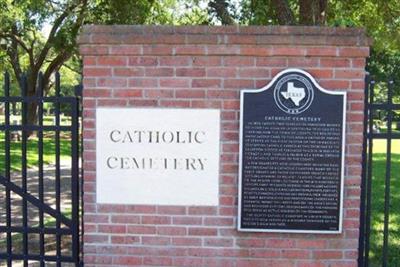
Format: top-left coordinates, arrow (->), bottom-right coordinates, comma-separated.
78,25 -> 372,47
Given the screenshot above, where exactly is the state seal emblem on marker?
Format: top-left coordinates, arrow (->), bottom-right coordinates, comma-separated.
273,74 -> 314,114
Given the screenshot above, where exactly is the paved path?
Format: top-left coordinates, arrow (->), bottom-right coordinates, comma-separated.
0,161 -> 75,267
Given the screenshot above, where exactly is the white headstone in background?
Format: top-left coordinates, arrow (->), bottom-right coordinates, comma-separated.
96,108 -> 220,206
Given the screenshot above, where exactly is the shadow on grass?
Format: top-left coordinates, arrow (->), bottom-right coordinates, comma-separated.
0,165 -> 74,264
0,209 -> 72,255
369,153 -> 400,266
0,132 -> 74,263
0,133 -> 71,173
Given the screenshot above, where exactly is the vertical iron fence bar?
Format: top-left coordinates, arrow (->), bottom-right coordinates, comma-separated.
37,73 -> 45,267
358,75 -> 371,267
75,84 -> 84,266
55,72 -> 61,267
1,73 -> 82,265
21,75 -> 28,267
382,79 -> 393,267
4,72 -> 12,267
364,79 -> 375,267
71,90 -> 80,266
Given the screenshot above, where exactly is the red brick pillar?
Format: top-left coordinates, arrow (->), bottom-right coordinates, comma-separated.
78,26 -> 371,266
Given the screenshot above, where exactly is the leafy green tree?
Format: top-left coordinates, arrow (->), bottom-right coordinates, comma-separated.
328,0 -> 400,99
209,0 -> 237,25
147,0 -> 209,25
327,0 -> 400,102
0,0 -> 157,129
328,0 -> 400,53
0,0 -> 88,125
210,0 -> 400,55
2,0 -> 400,127
211,1 -> 400,80
89,0 -> 154,24
211,0 -> 329,25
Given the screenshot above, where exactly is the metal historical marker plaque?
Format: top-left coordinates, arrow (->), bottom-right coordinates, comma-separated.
238,68 -> 346,234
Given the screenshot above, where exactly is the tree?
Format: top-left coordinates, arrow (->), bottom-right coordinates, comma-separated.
209,0 -> 236,25
3,0 -> 400,126
327,0 -> 400,53
0,0 -> 88,127
0,0 -> 156,131
210,0 -> 328,26
147,0 -> 209,25
89,0 -> 154,25
210,0 -> 400,74
327,0 -> 400,95
210,0 -> 400,54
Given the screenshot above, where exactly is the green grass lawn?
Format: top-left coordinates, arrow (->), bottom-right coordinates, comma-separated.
380,128 -> 400,134
369,140 -> 400,266
0,132 -> 73,253
0,115 -> 72,126
0,114 -> 73,173
0,132 -> 71,173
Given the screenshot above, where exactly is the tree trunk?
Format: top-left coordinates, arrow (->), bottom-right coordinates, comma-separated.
26,73 -> 38,137
299,0 -> 327,25
299,0 -> 315,25
209,0 -> 235,25
27,102 -> 38,135
271,0 -> 296,25
316,0 -> 327,25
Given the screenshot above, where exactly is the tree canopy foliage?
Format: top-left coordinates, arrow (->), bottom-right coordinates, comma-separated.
0,0 -> 162,95
0,0 -> 87,92
208,0 -> 400,83
1,0 -> 400,96
209,0 -> 400,53
0,0 -> 171,126
0,0 -> 209,92
0,0 -> 91,125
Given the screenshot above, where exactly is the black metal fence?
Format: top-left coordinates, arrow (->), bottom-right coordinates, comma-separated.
359,76 -> 400,267
0,72 -> 82,266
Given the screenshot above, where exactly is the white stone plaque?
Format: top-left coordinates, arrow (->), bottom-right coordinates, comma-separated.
96,108 -> 220,205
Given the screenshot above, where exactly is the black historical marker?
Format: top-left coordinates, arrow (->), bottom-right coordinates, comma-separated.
238,68 -> 346,233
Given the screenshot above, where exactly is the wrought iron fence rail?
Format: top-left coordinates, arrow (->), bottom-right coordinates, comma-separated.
359,76 -> 400,267
0,226 -> 72,235
0,253 -> 76,262
0,125 -> 74,131
0,72 -> 82,267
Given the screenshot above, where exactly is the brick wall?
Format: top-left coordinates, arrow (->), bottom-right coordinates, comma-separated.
78,25 -> 371,267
